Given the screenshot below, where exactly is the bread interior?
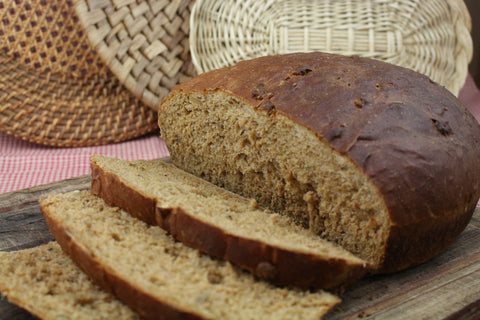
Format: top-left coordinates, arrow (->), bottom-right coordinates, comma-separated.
41,191 -> 339,320
0,243 -> 139,320
93,155 -> 366,264
159,90 -> 390,269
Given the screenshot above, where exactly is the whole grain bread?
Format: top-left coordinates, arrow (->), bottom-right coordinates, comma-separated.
39,191 -> 341,320
0,242 -> 139,320
158,52 -> 480,273
90,154 -> 367,289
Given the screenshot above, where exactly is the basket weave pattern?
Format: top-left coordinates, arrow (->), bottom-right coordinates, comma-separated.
190,0 -> 472,95
0,0 -> 112,79
0,54 -> 157,147
0,0 -> 158,147
75,0 -> 197,110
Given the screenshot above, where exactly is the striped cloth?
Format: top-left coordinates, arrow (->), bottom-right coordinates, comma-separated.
0,132 -> 169,193
1,74 -> 480,194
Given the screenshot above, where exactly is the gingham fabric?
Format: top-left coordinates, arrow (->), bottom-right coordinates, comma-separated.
1,75 -> 479,195
0,132 -> 169,194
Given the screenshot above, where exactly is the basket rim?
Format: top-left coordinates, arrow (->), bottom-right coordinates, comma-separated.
190,0 -> 473,96
0,54 -> 159,148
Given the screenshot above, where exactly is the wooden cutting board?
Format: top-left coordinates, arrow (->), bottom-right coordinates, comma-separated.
1,173 -> 480,319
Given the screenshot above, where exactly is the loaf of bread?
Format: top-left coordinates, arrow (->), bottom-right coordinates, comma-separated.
159,52 -> 480,273
0,242 -> 139,320
39,191 -> 341,320
90,154 -> 367,288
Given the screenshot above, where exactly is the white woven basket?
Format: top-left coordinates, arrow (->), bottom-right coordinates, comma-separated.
190,0 -> 472,95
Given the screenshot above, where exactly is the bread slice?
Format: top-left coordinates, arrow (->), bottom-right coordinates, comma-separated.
90,154 -> 368,289
158,52 -> 480,273
0,242 -> 139,320
39,191 -> 341,320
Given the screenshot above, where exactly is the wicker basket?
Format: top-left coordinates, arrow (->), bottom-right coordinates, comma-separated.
190,0 -> 472,96
0,0 -> 158,147
75,0 -> 197,110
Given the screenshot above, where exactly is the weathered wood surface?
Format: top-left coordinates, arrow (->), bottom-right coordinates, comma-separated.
0,174 -> 479,319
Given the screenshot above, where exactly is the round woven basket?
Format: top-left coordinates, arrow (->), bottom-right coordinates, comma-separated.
0,0 -> 158,147
190,0 -> 473,96
74,0 -> 197,110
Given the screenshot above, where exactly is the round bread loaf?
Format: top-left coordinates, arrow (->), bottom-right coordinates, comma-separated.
159,52 -> 480,273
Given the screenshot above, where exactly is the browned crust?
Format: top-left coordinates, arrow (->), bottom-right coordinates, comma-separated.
91,161 -> 157,226
381,208 -> 474,273
164,52 -> 480,272
39,198 -> 203,320
90,159 -> 368,289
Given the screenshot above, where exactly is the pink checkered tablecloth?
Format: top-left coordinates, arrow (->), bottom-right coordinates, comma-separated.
1,74 -> 480,194
0,132 -> 169,193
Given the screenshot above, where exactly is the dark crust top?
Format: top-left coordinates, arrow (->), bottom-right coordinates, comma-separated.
167,52 -> 480,272
90,158 -> 368,288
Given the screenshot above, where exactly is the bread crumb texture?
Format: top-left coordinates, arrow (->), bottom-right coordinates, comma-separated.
40,191 -> 340,320
159,90 -> 389,268
0,242 -> 139,320
92,155 -> 365,262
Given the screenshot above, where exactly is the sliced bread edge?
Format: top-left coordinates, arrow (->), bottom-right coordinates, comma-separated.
90,154 -> 368,289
